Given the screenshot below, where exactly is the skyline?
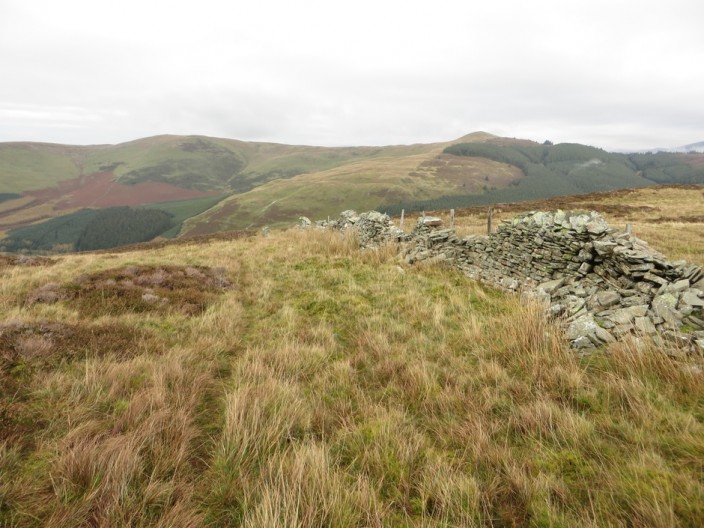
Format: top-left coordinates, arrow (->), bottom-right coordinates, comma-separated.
2,0 -> 703,151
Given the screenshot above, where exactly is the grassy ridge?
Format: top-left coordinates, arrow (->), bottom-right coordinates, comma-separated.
3,133 -> 704,246
1,226 -> 703,526
0,135 -> 450,196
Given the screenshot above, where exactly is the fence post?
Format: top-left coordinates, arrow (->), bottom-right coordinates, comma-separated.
626,223 -> 632,235
487,207 -> 493,235
450,208 -> 455,228
400,209 -> 405,230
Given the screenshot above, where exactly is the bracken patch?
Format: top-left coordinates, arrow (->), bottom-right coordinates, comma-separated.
0,254 -> 56,269
29,264 -> 234,316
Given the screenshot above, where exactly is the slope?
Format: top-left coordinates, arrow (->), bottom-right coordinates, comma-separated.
2,194 -> 704,525
0,134 -> 488,236
179,144 -> 521,235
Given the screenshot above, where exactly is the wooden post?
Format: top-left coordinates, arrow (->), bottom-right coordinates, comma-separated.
450,208 -> 455,228
400,209 -> 405,230
625,223 -> 632,235
487,207 -> 493,235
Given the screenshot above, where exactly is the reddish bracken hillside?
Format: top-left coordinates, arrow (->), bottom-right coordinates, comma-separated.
27,171 -> 218,210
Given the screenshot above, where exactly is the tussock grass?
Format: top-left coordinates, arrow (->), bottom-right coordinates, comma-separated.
1,227 -> 704,526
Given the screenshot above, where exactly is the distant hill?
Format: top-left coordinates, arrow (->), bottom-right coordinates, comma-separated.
636,140 -> 704,154
2,132 -> 704,252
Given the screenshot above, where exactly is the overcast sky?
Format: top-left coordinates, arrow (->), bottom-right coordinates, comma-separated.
1,0 -> 703,151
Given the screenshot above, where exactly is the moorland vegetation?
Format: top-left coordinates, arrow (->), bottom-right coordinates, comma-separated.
1,186 -> 704,526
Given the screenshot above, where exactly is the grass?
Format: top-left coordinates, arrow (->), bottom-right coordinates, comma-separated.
1,225 -> 704,526
0,143 -> 84,192
145,194 -> 229,237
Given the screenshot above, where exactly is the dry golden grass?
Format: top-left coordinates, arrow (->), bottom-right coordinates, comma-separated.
1,224 -> 704,526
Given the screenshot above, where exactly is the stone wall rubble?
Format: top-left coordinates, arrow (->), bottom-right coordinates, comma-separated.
303,210 -> 704,354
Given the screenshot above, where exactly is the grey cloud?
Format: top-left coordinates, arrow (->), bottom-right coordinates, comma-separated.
1,0 -> 703,150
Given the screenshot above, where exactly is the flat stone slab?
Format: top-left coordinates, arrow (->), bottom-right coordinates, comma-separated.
420,217 -> 443,227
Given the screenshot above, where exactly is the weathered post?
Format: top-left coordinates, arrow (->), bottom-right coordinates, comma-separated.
626,223 -> 632,235
487,206 -> 493,235
450,208 -> 455,228
400,209 -> 405,230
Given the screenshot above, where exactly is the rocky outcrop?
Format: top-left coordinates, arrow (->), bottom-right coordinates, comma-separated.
302,210 -> 704,354
312,210 -> 405,248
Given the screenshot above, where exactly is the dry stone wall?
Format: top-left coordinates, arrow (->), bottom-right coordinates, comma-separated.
304,210 -> 704,354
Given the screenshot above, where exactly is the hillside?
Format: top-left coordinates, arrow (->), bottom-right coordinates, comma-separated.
176,140 -> 704,235
2,133 -> 704,252
2,185 -> 704,526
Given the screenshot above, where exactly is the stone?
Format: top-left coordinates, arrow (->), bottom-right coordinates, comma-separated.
593,240 -> 617,256
634,316 -> 657,335
643,272 -> 668,286
652,293 -> 682,327
606,305 -> 648,325
670,279 -> 690,292
532,211 -> 548,226
569,215 -> 589,231
572,336 -> 595,349
620,295 -> 650,308
313,207 -> 702,354
577,248 -> 593,262
595,290 -> 620,308
685,315 -> 704,330
593,325 -> 615,344
566,314 -> 599,341
500,277 -> 519,290
537,278 -> 565,294
586,217 -> 608,235
578,262 -> 593,274
420,216 -> 443,227
681,291 -> 704,308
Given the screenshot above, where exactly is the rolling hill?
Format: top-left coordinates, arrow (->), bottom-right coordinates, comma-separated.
2,132 -> 704,252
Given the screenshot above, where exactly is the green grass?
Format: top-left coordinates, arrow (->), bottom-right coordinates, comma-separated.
1,228 -> 703,526
144,194 -> 229,237
0,143 -> 85,192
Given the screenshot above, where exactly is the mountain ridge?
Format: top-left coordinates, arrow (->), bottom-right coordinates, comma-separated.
2,132 -> 704,253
